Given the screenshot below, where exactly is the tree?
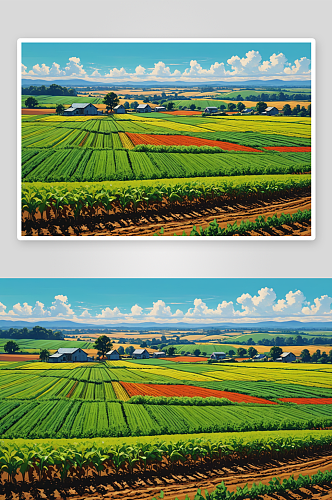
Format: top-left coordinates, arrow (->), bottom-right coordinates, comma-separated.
236,102 -> 245,112
219,104 -> 226,111
228,350 -> 235,357
130,101 -> 139,110
237,347 -> 247,357
307,104 -> 311,116
167,346 -> 176,356
125,345 -> 135,356
39,349 -> 50,362
117,345 -> 124,355
161,92 -> 167,99
4,340 -> 20,354
300,348 -> 311,363
167,102 -> 175,111
202,351 -> 207,356
140,341 -> 147,348
311,349 -> 321,363
227,102 -> 236,112
161,335 -> 167,343
189,104 -> 196,111
270,346 -> 282,360
248,346 -> 258,358
282,104 -> 292,116
103,92 -> 119,113
123,101 -> 129,109
193,349 -> 201,356
25,97 -> 38,108
93,335 -> 112,358
55,104 -> 65,115
256,101 -> 267,114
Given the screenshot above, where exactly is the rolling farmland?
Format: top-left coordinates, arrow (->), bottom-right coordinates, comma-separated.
21,106 -> 312,237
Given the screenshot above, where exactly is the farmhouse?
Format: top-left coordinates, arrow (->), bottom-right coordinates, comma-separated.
210,352 -> 226,360
106,349 -> 120,360
204,107 -> 218,114
132,348 -> 150,359
262,106 -> 279,116
153,351 -> 166,358
253,353 -> 266,361
241,108 -> 254,114
137,104 -> 152,113
154,106 -> 166,112
276,352 -> 296,363
114,104 -> 126,114
63,103 -> 99,116
48,348 -> 89,363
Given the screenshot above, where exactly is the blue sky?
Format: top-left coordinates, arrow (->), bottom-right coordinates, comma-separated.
0,279 -> 330,324
21,42 -> 312,83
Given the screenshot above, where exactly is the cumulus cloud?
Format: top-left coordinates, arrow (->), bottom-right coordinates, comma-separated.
49,62 -> 65,76
273,290 -> 306,315
148,300 -> 183,318
9,302 -> 33,317
80,309 -> 91,318
63,56 -> 86,76
227,50 -> 262,75
237,287 -> 277,316
105,67 -> 128,78
183,60 -> 227,78
31,301 -> 51,317
130,304 -> 143,316
185,298 -> 237,319
135,65 -> 145,75
302,295 -> 332,316
49,295 -> 74,317
259,53 -> 288,73
284,56 -> 311,75
96,306 -> 123,318
0,302 -> 7,315
149,61 -> 181,77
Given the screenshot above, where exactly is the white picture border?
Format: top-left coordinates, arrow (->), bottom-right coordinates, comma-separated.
17,38 -> 316,241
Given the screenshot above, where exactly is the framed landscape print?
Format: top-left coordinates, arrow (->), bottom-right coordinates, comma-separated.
18,38 -> 315,239
1,277 -> 332,499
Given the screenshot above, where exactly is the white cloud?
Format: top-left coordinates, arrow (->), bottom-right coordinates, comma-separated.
302,295 -> 332,315
63,56 -> 86,77
104,67 -> 128,78
185,298 -> 237,318
80,309 -> 91,318
31,301 -> 51,317
273,290 -> 306,315
31,63 -> 50,76
135,65 -> 146,75
227,50 -> 262,75
49,295 -> 74,317
91,69 -> 102,77
0,302 -> 7,315
149,61 -> 181,78
183,60 -> 227,78
10,302 -> 33,317
96,306 -> 123,318
49,62 -> 65,76
148,300 -> 183,318
237,287 -> 277,316
284,56 -> 311,75
130,304 -> 143,316
259,53 -> 288,74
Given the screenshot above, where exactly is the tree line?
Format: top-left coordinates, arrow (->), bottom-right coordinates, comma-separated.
22,84 -> 77,96
0,326 -> 63,341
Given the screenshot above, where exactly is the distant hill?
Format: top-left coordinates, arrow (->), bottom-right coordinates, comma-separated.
0,319 -> 330,331
21,78 -> 311,88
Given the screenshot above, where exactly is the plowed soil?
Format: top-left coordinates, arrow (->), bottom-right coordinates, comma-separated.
2,451 -> 332,500
21,195 -> 311,237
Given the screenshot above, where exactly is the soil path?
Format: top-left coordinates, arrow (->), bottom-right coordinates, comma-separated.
2,451 -> 332,500
22,195 -> 311,237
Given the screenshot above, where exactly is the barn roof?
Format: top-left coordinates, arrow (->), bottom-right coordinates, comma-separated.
133,349 -> 148,354
137,104 -> 150,109
49,352 -> 65,358
154,351 -> 166,355
212,352 -> 226,355
280,352 -> 293,357
71,103 -> 94,108
106,350 -> 118,355
64,107 -> 75,112
265,106 -> 277,111
57,348 -> 80,354
114,105 -> 124,109
205,107 -> 218,110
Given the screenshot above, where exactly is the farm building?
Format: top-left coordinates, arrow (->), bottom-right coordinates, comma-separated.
153,351 -> 166,358
114,104 -> 126,114
132,348 -> 150,359
48,348 -> 90,363
106,349 -> 120,360
137,104 -> 152,113
276,352 -> 296,363
210,352 -> 226,360
204,107 -> 218,114
253,353 -> 266,361
241,108 -> 254,114
63,103 -> 99,116
154,106 -> 166,112
262,106 -> 279,116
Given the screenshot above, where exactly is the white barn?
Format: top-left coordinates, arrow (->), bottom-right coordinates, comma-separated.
154,106 -> 166,112
106,349 -> 120,360
137,104 -> 152,113
153,351 -> 166,358
132,348 -> 150,359
204,107 -> 218,114
48,347 -> 89,363
63,103 -> 99,116
210,352 -> 226,360
114,104 -> 126,114
262,106 -> 279,116
276,352 -> 296,363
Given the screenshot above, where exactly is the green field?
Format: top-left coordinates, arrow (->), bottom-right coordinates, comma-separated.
0,360 -> 332,439
0,338 -> 94,351
22,95 -> 103,107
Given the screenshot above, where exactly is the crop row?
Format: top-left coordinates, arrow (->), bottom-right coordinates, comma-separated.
2,400 -> 332,439
22,177 -> 311,223
163,210 -> 311,236
186,130 -> 311,147
0,433 -> 330,486
22,148 -> 311,183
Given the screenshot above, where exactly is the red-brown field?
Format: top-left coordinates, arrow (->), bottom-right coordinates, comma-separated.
127,133 -> 261,152
279,398 -> 332,404
0,354 -> 40,361
264,146 -> 311,152
120,382 -> 276,403
21,108 -> 56,115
